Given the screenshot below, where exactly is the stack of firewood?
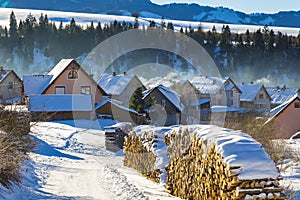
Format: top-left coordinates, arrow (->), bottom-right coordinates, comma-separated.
123,125 -> 284,199
123,130 -> 161,183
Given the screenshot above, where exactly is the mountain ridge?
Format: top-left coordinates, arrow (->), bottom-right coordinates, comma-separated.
1,0 -> 300,28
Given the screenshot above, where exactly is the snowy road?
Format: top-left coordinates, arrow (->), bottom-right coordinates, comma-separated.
3,120 -> 178,200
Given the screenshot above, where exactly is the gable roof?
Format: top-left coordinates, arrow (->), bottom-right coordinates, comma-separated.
266,87 -> 299,105
191,76 -> 240,95
23,75 -> 53,96
24,59 -> 106,96
143,84 -> 184,111
237,83 -> 268,102
28,94 -> 93,112
95,99 -> 138,114
0,69 -> 21,84
182,80 -> 198,91
48,59 -> 74,83
266,94 -> 300,124
98,73 -> 139,96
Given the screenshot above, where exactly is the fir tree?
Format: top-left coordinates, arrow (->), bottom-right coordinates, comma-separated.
129,87 -> 145,113
9,11 -> 18,39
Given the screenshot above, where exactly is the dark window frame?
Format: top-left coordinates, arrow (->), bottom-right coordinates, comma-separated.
68,69 -> 78,79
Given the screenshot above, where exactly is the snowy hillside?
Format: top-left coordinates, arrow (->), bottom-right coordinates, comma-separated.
0,8 -> 299,36
1,0 -> 300,28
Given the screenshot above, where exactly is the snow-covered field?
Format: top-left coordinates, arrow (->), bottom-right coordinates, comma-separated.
2,120 -> 179,200
0,7 -> 300,35
2,119 -> 300,199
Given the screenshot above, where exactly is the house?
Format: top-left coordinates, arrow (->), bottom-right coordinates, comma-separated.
180,80 -> 210,124
0,66 -> 22,103
28,94 -> 93,120
95,99 -> 143,125
97,72 -> 146,107
265,91 -> 300,139
236,83 -> 271,115
266,86 -> 299,109
24,59 -> 106,119
143,84 -> 184,126
190,76 -> 242,108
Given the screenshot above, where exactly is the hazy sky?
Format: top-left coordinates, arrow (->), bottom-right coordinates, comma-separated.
151,0 -> 300,14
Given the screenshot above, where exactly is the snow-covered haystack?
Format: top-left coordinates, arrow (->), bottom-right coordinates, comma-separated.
124,125 -> 284,200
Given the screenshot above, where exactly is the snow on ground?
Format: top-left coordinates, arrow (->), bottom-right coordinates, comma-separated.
280,139 -> 300,199
3,119 -> 300,199
2,120 -> 179,200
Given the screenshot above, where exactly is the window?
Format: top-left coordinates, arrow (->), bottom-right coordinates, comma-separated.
81,86 -> 91,95
259,94 -> 264,99
7,82 -> 12,89
68,69 -> 78,79
295,102 -> 300,108
55,86 -> 65,94
161,99 -> 166,107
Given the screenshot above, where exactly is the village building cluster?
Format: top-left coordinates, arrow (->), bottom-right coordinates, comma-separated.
1,59 -> 299,139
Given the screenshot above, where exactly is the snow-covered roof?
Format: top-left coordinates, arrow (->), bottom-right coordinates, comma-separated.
266,94 -> 300,124
143,84 -> 184,111
28,94 -> 93,112
47,59 -> 74,85
191,98 -> 211,106
24,59 -> 77,95
237,83 -> 264,102
0,69 -> 12,83
266,87 -> 299,105
143,73 -> 184,89
191,76 -> 229,94
98,73 -> 136,96
211,105 -> 245,113
23,75 -> 53,96
95,99 -> 138,114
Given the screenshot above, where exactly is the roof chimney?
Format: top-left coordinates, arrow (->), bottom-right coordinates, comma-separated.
123,71 -> 127,76
242,82 -> 244,85
250,82 -> 253,84
113,72 -> 116,76
0,66 -> 3,72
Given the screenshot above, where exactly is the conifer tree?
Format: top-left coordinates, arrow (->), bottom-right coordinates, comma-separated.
129,87 -> 145,113
9,11 -> 18,39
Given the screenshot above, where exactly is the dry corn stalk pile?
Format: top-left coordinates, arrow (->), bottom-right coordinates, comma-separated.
124,125 -> 284,199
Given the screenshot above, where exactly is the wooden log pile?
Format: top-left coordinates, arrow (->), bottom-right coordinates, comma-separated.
123,129 -> 161,183
105,122 -> 132,152
123,125 -> 284,199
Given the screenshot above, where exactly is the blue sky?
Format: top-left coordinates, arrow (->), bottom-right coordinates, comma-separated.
151,0 -> 300,14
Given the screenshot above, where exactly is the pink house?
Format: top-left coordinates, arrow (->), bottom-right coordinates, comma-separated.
24,59 -> 106,120
266,91 -> 300,139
